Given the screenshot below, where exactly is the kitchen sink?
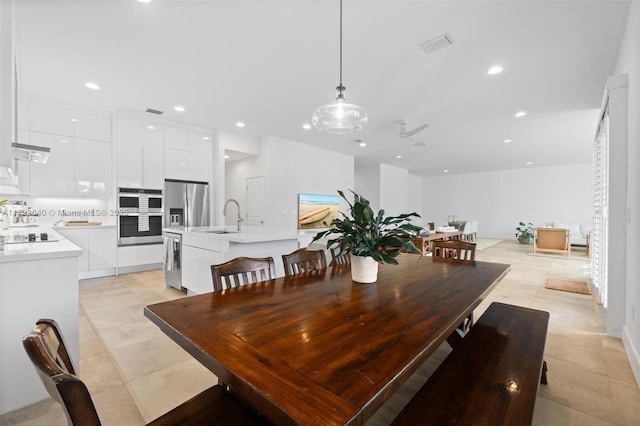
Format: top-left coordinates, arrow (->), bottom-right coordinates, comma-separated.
198,230 -> 239,234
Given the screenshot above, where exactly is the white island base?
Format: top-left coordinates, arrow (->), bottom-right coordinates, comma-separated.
0,232 -> 81,415
172,227 -> 300,295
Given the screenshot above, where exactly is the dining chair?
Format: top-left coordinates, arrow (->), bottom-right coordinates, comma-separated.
23,319 -> 268,426
433,240 -> 476,262
282,247 -> 327,276
211,256 -> 276,291
330,247 -> 351,266
460,222 -> 473,242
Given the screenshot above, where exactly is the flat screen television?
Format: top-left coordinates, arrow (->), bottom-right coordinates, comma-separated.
298,193 -> 340,229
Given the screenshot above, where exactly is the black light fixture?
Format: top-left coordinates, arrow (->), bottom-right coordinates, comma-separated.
311,0 -> 368,134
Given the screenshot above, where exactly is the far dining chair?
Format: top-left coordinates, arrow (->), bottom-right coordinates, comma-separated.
433,240 -> 476,262
211,256 -> 277,291
460,221 -> 474,242
330,247 -> 351,266
282,247 -> 327,276
432,240 -> 477,341
23,319 -> 268,426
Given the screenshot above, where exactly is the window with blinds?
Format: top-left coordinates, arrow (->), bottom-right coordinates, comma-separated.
592,105 -> 609,306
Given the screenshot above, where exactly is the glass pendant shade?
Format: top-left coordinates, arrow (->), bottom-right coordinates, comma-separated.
312,92 -> 368,134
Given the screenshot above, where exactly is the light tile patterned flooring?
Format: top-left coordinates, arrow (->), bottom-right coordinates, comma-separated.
3,240 -> 639,425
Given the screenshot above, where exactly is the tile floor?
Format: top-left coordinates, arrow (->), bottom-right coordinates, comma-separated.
3,240 -> 639,425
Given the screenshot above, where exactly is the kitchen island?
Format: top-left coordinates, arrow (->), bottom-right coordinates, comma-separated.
0,228 -> 82,415
165,226 -> 299,295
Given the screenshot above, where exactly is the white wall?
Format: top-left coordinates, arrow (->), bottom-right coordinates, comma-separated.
260,135 -> 354,233
408,175 -> 424,226
615,0 -> 640,386
354,164 -> 380,211
224,155 -> 261,227
380,164 -> 409,217
422,163 -> 592,239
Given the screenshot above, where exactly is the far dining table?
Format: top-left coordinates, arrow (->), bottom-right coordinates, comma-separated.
144,255 -> 510,425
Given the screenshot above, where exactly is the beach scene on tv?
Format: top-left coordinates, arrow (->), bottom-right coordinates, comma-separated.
298,193 -> 340,229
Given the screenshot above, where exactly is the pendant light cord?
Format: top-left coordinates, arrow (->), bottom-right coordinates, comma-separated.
339,0 -> 343,88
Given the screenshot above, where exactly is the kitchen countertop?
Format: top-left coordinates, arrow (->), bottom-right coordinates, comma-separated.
165,226 -> 300,244
0,227 -> 83,263
53,224 -> 116,230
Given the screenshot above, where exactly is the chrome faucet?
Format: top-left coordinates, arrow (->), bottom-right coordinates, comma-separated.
223,199 -> 243,231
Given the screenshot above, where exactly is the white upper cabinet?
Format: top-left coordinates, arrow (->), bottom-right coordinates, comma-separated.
164,148 -> 188,180
73,111 -> 112,142
116,115 -> 141,143
141,121 -> 163,146
164,126 -> 188,150
188,131 -> 212,154
29,102 -> 74,137
188,151 -> 209,182
29,132 -> 75,196
142,144 -> 164,189
74,138 -> 112,197
116,141 -> 142,188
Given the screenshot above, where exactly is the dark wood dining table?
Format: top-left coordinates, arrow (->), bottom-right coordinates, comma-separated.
144,255 -> 510,426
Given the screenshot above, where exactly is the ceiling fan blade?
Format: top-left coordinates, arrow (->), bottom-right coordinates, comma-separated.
405,123 -> 429,136
408,136 -> 426,146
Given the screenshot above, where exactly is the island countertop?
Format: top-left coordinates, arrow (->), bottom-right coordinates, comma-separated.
164,226 -> 300,244
0,227 -> 82,263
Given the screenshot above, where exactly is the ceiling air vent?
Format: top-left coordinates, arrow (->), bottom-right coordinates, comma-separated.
419,33 -> 455,54
146,108 -> 164,115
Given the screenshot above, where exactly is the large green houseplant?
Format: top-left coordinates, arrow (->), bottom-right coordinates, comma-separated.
312,190 -> 422,283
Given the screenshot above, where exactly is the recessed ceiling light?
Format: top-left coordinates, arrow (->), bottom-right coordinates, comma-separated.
137,0 -> 152,3
84,82 -> 101,90
173,105 -> 185,112
202,136 -> 211,140
526,161 -> 533,165
396,155 -> 402,159
504,139 -> 512,143
147,125 -> 155,130
514,111 -> 527,118
359,141 -> 367,147
70,118 -> 78,122
236,122 -> 246,128
60,139 -> 69,143
444,169 -> 449,173
224,155 -> 230,159
302,123 -> 311,130
487,66 -> 503,75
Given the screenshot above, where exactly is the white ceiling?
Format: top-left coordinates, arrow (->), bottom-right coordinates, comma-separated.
14,0 -> 630,177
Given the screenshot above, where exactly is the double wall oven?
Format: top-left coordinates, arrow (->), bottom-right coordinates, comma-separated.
117,188 -> 163,246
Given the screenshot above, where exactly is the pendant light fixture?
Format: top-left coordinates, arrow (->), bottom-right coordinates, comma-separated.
312,0 -> 368,134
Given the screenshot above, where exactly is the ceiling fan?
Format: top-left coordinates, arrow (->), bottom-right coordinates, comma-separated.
398,120 -> 429,146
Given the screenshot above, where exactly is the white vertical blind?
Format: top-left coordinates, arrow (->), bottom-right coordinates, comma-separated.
592,105 -> 609,306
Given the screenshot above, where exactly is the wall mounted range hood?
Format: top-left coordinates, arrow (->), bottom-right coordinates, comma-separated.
11,143 -> 50,164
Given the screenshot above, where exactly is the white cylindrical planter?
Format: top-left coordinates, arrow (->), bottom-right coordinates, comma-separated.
350,255 -> 379,284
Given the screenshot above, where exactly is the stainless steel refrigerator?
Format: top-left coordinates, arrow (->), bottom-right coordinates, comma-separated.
164,179 -> 211,229
163,179 -> 210,290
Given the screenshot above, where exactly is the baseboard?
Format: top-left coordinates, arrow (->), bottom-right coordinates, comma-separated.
78,268 -> 116,280
622,325 -> 640,388
117,263 -> 162,275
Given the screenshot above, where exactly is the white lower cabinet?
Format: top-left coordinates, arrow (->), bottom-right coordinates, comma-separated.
182,244 -> 225,294
117,244 -> 163,272
56,227 -> 117,279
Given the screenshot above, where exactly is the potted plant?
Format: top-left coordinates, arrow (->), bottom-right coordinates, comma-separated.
515,221 -> 534,244
311,190 -> 422,283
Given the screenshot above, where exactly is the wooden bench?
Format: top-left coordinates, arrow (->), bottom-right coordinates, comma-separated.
391,302 -> 549,426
